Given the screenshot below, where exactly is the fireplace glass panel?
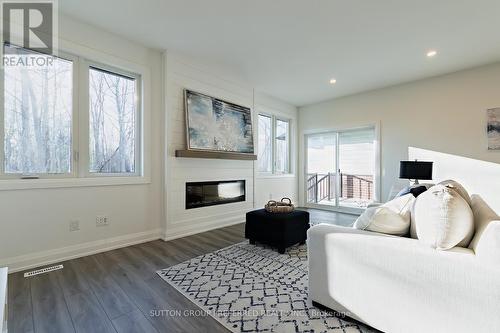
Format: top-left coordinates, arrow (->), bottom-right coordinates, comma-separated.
186,180 -> 246,209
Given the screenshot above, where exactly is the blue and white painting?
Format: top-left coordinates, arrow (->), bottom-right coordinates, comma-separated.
487,108 -> 500,150
185,90 -> 254,154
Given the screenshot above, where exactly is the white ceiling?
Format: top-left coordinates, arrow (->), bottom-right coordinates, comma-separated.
60,0 -> 500,106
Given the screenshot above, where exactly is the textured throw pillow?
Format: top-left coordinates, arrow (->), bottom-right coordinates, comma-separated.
354,194 -> 415,236
413,184 -> 474,250
437,179 -> 472,206
396,184 -> 431,198
409,186 -> 428,198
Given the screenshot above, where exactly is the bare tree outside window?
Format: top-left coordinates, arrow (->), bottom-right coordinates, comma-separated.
89,67 -> 137,174
257,114 -> 291,174
3,44 -> 73,174
2,44 -> 142,179
258,114 -> 272,172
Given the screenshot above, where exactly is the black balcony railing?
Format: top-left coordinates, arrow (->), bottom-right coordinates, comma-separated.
307,173 -> 373,204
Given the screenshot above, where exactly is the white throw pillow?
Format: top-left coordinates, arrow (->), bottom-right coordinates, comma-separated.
413,184 -> 474,250
354,194 -> 415,236
437,179 -> 472,207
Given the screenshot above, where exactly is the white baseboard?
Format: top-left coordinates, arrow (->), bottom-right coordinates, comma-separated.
2,228 -> 162,273
2,216 -> 246,273
162,216 -> 244,241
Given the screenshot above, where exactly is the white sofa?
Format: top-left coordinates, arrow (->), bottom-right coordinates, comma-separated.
308,194 -> 500,333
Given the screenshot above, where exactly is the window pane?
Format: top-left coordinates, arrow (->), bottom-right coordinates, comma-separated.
258,114 -> 272,172
3,44 -> 73,174
339,128 -> 375,209
306,133 -> 336,204
89,67 -> 137,173
275,119 -> 289,173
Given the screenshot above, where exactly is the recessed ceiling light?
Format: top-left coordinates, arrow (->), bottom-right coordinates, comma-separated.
426,50 -> 437,58
329,78 -> 337,84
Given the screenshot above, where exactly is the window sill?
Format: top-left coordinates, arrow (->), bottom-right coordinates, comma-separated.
0,176 -> 151,191
257,174 -> 296,179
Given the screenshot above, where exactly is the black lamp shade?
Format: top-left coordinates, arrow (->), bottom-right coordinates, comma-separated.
399,161 -> 433,180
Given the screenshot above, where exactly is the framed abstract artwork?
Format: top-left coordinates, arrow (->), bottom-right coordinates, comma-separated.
487,108 -> 500,150
184,90 -> 254,154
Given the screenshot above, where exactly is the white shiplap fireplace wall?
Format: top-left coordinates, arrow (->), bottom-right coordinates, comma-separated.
164,52 -> 278,239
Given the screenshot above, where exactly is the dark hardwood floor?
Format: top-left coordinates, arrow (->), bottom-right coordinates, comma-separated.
301,207 -> 358,227
8,209 -> 356,333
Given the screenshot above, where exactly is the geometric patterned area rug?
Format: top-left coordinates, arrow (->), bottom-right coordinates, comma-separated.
156,241 -> 376,333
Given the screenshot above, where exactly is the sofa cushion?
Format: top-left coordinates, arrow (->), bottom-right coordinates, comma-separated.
354,194 -> 414,236
413,184 -> 474,250
467,195 -> 500,265
437,179 -> 472,207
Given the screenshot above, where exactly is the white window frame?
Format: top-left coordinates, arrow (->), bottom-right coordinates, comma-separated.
257,113 -> 291,175
81,61 -> 142,178
302,124 -> 381,214
0,42 -> 146,187
0,45 -> 79,179
257,113 -> 273,173
274,117 -> 291,174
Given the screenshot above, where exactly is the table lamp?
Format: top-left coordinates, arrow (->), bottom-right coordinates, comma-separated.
399,160 -> 433,184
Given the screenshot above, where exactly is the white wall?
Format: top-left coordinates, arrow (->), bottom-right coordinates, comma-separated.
164,51 -> 254,239
299,62 -> 500,213
163,52 -> 298,239
0,16 -> 165,272
0,16 -> 299,271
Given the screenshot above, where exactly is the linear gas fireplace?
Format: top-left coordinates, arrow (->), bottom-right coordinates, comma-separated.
186,180 -> 246,209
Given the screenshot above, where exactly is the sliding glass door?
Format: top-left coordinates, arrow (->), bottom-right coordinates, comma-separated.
305,127 -> 376,212
306,133 -> 337,205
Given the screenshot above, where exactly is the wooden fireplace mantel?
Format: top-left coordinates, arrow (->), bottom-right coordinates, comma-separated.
175,150 -> 257,161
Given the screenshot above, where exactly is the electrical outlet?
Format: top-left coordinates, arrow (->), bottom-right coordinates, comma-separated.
269,193 -> 273,200
69,220 -> 80,232
96,216 -> 109,227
